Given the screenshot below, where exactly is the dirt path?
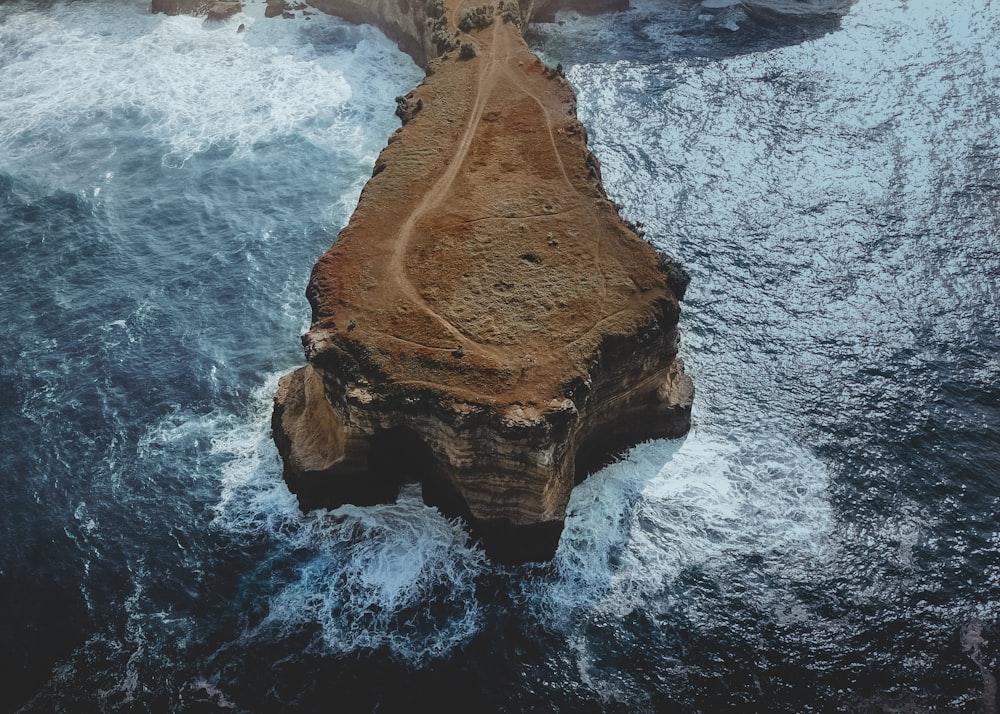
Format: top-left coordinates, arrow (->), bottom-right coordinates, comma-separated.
387,19 -> 507,360
301,2 -> 677,404
388,14 -> 609,360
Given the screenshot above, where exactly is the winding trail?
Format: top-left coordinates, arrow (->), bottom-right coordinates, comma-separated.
301,0 -> 682,403
388,18 -> 507,358
387,13 -> 609,364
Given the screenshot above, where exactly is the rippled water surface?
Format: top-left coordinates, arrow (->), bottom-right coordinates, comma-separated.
1,0 -> 998,711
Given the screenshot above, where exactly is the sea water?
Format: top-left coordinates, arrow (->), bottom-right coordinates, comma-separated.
1,0 -> 997,710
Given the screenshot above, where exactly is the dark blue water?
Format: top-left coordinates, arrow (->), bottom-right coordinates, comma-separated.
1,0 -> 998,711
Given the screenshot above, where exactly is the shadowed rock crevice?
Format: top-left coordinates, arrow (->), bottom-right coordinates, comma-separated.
271,0 -> 694,562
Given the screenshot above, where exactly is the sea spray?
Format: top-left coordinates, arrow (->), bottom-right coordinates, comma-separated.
3,0 -> 999,709
212,377 -> 487,663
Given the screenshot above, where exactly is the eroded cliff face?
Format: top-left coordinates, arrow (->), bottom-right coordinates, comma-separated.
272,0 -> 693,562
304,0 -> 444,67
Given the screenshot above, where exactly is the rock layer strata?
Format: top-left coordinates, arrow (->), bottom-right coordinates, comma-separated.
273,0 -> 693,562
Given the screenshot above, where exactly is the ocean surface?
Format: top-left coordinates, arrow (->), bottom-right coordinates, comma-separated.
1,0 -> 997,710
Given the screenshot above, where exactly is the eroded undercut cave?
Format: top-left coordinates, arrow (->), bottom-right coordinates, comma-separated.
368,426 -> 473,522
367,426 -> 475,525
368,426 -> 436,493
370,427 -> 566,564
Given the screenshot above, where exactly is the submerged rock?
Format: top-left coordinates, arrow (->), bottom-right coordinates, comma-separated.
151,0 -> 241,17
206,1 -> 241,20
273,0 -> 693,562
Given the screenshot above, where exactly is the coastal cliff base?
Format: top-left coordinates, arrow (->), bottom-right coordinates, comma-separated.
151,0 -> 241,19
272,4 -> 692,563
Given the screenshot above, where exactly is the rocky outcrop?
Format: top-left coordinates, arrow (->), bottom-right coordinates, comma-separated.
304,0 -> 628,66
273,0 -> 693,562
151,0 -> 241,19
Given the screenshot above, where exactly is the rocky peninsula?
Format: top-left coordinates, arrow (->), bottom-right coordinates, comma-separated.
183,0 -> 693,561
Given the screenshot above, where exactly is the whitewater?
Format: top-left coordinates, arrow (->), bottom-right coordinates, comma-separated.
0,0 -> 997,710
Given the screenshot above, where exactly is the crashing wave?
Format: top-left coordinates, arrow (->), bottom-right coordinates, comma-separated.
699,0 -> 854,16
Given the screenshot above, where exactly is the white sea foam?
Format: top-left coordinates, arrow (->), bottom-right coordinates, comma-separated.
205,370 -> 842,664
528,420 -> 835,629
210,376 -> 487,663
251,489 -> 487,662
0,0 -> 421,171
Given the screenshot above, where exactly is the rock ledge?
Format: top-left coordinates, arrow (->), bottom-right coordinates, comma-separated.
272,0 -> 693,562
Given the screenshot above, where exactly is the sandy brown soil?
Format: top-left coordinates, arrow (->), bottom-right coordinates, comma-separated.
306,7 -> 673,409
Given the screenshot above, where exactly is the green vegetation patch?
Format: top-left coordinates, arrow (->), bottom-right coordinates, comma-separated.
458,4 -> 495,32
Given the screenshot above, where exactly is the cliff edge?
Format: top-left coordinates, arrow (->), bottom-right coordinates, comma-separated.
272,0 -> 693,562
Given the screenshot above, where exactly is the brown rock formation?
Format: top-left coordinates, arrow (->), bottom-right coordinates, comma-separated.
152,0 -> 241,19
273,1 -> 693,562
